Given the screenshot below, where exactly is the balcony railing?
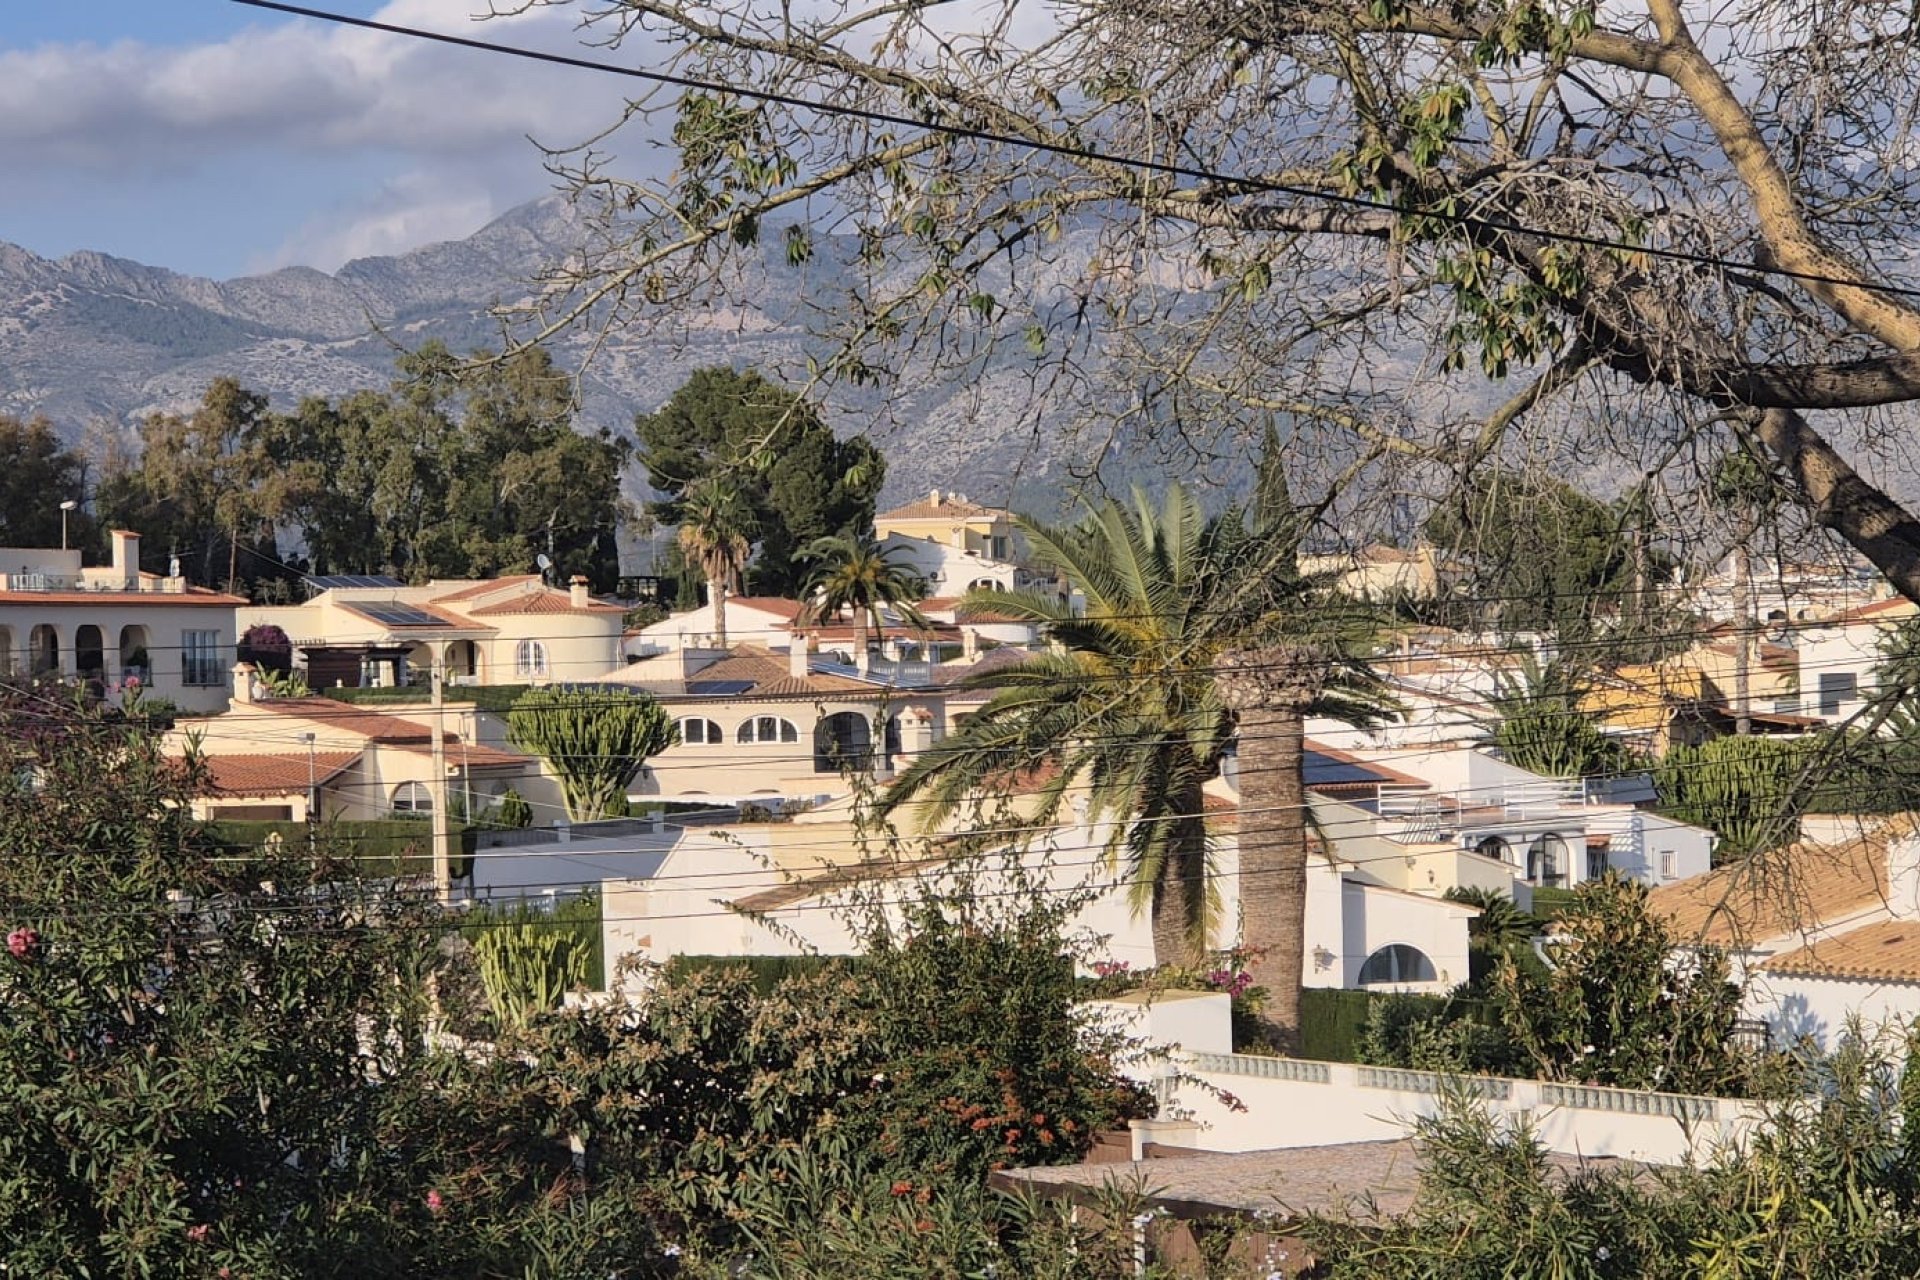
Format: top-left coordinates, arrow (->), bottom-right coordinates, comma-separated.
1,573 -> 185,595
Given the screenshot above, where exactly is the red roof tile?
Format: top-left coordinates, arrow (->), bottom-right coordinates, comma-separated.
201,751 -> 359,797
431,575 -> 539,603
464,588 -> 625,616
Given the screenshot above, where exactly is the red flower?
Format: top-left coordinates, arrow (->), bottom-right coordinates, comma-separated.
425,1189 -> 446,1214
7,927 -> 39,960
890,1180 -> 913,1197
186,1224 -> 210,1243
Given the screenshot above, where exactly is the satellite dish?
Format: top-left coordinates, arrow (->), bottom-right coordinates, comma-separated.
536,554 -> 553,572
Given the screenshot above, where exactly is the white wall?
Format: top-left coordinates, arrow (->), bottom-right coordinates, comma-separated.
1744,971 -> 1920,1052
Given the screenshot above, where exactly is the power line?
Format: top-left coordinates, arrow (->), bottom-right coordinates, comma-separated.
225,0 -> 1920,305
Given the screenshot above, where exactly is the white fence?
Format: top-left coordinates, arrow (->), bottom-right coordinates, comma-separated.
1159,1050 -> 1761,1164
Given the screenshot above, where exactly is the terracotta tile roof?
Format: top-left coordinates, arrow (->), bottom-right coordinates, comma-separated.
728,597 -> 806,620
1831,596 -> 1916,625
248,697 -> 442,743
431,575 -> 539,603
672,647 -> 876,698
733,854 -> 951,913
1307,741 -> 1430,790
387,741 -> 533,769
201,750 -> 359,797
933,646 -> 1034,686
876,492 -> 1003,521
1648,814 -> 1918,946
464,588 -> 626,616
1762,920 -> 1920,982
0,586 -> 245,607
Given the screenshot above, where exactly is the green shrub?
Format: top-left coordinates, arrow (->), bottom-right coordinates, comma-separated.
1300,987 -> 1378,1062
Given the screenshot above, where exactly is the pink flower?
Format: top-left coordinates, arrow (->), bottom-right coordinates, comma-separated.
6,927 -> 38,960
425,1189 -> 446,1214
186,1224 -> 210,1243
123,676 -> 142,691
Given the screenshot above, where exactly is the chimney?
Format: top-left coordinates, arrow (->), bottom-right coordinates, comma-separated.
855,642 -> 872,677
230,661 -> 258,705
929,488 -> 942,507
961,625 -> 979,661
789,632 -> 810,680
110,530 -> 139,589
569,575 -> 591,609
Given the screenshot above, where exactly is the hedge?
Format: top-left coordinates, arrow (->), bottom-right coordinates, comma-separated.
1299,987 -> 1378,1062
663,953 -> 848,996
323,685 -> 538,713
203,819 -> 478,880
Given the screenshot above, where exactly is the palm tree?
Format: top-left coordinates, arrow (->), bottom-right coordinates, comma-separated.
798,532 -> 928,661
882,481 -> 1389,975
676,483 -> 753,648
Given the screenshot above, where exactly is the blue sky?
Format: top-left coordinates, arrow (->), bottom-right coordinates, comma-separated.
0,1 -> 637,278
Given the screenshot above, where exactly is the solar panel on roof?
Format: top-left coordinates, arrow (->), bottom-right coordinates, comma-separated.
304,574 -> 405,591
357,603 -> 449,628
686,679 -> 756,695
1303,749 -> 1392,789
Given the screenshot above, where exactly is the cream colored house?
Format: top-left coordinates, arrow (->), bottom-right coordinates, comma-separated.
601,640 -> 949,806
241,573 -> 626,690
172,674 -> 557,823
0,530 -> 243,714
1297,543 -> 1460,602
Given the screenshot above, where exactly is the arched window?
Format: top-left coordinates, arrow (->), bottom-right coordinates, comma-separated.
969,578 -> 1001,592
679,718 -> 724,745
392,782 -> 432,814
814,711 -> 872,773
736,715 -> 799,744
1474,835 -> 1513,865
515,639 -> 548,678
1527,833 -> 1569,887
1359,944 -> 1437,985
73,625 -> 105,680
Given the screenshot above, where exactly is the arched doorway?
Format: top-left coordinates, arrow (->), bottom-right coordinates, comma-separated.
74,625 -> 105,681
118,625 -> 151,682
445,639 -> 482,682
28,625 -> 58,677
813,712 -> 872,773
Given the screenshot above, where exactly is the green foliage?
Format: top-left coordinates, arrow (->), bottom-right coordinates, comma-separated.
473,921 -> 592,1030
799,530 -> 929,652
0,696 -> 629,1275
256,666 -> 310,697
663,952 -> 843,995
1445,884 -> 1546,987
1492,874 -> 1755,1095
881,478 -> 1392,964
507,685 -> 676,821
522,884 -> 1153,1243
94,346 -> 632,591
1306,1028 -> 1920,1279
202,818 -> 478,878
1359,992 -> 1516,1074
1299,987 -> 1379,1062
0,414 -> 94,548
1489,656 -> 1643,779
634,366 -> 886,597
1656,735 -> 1813,858
493,787 -> 534,830
1424,469 -> 1666,649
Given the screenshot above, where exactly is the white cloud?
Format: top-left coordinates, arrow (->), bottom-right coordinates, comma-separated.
0,2 -> 636,167
251,171 -> 503,272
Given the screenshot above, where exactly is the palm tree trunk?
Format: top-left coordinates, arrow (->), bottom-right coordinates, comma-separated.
1217,647 -> 1319,1056
1149,784 -> 1209,969
710,577 -> 728,648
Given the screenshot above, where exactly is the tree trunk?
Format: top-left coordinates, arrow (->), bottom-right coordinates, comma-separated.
1216,647 -> 1318,1056
710,577 -> 728,648
1148,781 -> 1209,970
1732,542 -> 1752,735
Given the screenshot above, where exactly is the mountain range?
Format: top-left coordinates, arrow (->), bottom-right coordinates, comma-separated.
0,197 -> 1125,510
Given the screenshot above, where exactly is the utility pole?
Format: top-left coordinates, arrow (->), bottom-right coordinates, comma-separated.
430,656 -> 452,903
1733,542 -> 1753,736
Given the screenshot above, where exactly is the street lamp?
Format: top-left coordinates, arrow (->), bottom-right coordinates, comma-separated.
58,500 -> 77,551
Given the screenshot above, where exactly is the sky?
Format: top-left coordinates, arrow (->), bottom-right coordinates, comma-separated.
0,1 -> 643,278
